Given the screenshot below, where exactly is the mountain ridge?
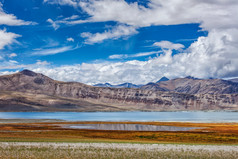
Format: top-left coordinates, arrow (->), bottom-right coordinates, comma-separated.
94,82 -> 142,88
0,70 -> 237,111
141,77 -> 238,94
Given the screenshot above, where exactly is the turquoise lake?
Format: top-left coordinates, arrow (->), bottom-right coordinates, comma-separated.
0,111 -> 238,122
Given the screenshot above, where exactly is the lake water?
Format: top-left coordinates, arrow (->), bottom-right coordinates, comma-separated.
66,124 -> 198,131
0,111 -> 238,122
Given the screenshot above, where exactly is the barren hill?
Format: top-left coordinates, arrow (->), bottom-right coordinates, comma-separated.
0,70 -> 237,111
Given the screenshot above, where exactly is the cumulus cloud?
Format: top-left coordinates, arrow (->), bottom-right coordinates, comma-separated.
153,41 -> 184,50
0,70 -> 18,76
38,0 -> 238,82
0,0 -> 234,83
0,60 -> 50,70
0,29 -> 21,50
1,34 -> 238,84
26,31 -> 238,85
175,29 -> 238,78
44,0 -> 238,45
46,0 -> 236,31
28,49 -> 172,85
81,25 -> 138,44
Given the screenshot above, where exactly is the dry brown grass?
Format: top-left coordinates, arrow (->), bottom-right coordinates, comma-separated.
0,121 -> 238,144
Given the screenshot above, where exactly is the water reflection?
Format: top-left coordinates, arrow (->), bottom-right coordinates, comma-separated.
67,124 -> 198,131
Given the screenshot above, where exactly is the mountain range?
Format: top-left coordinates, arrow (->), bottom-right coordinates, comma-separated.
93,76 -> 169,88
0,70 -> 237,111
94,76 -> 238,95
94,82 -> 142,88
141,76 -> 238,94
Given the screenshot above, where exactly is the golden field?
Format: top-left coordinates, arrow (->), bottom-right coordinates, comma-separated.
0,121 -> 238,144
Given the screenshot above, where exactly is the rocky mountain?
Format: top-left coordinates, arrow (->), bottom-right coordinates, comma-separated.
94,82 -> 142,88
228,78 -> 238,83
156,76 -> 169,83
0,70 -> 237,111
94,83 -> 113,87
141,76 -> 238,94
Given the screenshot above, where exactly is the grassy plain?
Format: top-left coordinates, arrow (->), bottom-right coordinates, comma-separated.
0,121 -> 238,144
0,121 -> 238,158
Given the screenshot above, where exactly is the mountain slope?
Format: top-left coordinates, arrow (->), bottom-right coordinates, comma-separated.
0,70 -> 237,111
141,77 -> 238,94
228,78 -> 238,83
156,76 -> 169,83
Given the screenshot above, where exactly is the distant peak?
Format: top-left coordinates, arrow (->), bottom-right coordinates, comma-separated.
185,76 -> 199,80
147,82 -> 156,85
20,69 -> 38,77
156,76 -> 169,83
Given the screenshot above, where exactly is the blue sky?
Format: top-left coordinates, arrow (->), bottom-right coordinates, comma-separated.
0,0 -> 237,84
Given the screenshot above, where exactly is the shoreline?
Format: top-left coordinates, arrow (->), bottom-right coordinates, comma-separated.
1,111 -> 238,123
1,118 -> 238,123
0,110 -> 238,112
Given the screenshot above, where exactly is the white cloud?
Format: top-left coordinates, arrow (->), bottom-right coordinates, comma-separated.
0,3 -> 35,52
63,15 -> 79,20
44,0 -> 78,7
0,0 -> 235,83
47,15 -> 90,26
0,29 -> 21,50
0,70 -> 18,76
25,32 -> 238,85
9,60 -> 18,64
36,60 -> 51,65
81,25 -> 138,44
109,51 -> 162,59
40,0 -> 238,82
0,3 -> 35,26
174,29 -> 238,78
8,53 -> 17,58
76,0 -> 238,30
1,31 -> 236,84
108,54 -> 125,60
44,0 -> 238,46
47,18 -> 60,30
29,50 -> 173,85
1,35 -> 238,84
0,60 -> 50,70
153,41 -> 184,50
67,37 -> 74,42
31,46 -> 74,56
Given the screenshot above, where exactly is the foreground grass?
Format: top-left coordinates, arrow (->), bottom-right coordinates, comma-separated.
0,121 -> 238,158
0,142 -> 237,159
